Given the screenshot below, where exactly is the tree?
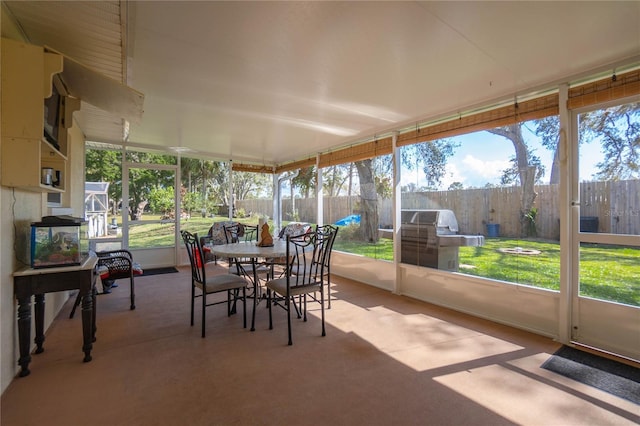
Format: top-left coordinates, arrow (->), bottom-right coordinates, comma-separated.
233,171 -> 271,200
533,116 -> 562,184
323,165 -> 351,197
85,148 -> 122,214
148,186 -> 175,217
292,166 -> 316,198
500,147 -> 546,186
180,157 -> 202,193
582,102 -> 639,180
354,159 -> 379,243
204,162 -> 271,215
181,188 -> 200,218
535,102 -> 640,183
352,141 -> 457,243
125,152 -> 175,220
402,139 -> 459,189
487,124 -> 539,237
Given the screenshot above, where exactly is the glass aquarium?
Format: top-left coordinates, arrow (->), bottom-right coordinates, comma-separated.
30,216 -> 88,268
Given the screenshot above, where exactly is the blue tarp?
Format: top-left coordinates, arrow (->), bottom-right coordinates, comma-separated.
335,214 -> 361,226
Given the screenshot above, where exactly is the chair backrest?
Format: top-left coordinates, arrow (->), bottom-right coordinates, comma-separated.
285,230 -> 333,294
243,224 -> 259,242
315,224 -> 338,271
96,249 -> 135,280
206,221 -> 239,245
225,223 -> 260,243
223,223 -> 259,244
181,230 -> 206,284
279,222 -> 311,239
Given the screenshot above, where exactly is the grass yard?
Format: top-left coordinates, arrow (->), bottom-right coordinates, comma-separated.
461,239 -> 639,307
110,215 -> 639,307
334,234 -> 639,307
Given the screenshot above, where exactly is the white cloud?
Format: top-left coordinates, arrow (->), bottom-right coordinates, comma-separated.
461,154 -> 510,179
400,154 -> 512,190
440,163 -> 466,189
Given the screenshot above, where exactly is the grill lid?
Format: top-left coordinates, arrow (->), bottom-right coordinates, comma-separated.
401,209 -> 459,233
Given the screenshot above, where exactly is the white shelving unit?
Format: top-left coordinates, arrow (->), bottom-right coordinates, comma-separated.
1,38 -> 78,193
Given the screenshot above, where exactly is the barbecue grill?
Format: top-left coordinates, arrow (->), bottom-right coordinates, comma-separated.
400,209 -> 484,271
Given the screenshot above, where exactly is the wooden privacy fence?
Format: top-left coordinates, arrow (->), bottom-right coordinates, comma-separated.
236,180 -> 639,239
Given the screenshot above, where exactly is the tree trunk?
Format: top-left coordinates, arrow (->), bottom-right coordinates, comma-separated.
549,134 -> 560,185
354,159 -> 379,243
487,124 -> 538,237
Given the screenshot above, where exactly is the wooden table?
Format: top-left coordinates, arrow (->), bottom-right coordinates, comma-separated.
13,255 -> 98,377
208,240 -> 288,331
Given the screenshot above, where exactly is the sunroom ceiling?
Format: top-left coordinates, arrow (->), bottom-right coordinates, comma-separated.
3,1 -> 640,167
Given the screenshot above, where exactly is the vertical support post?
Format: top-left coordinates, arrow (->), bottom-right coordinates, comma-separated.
316,153 -> 323,226
121,145 -> 129,249
228,160 -> 233,220
558,83 -> 574,345
392,132 -> 401,295
273,170 -> 280,233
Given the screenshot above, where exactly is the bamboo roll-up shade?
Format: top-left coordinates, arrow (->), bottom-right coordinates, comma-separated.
568,69 -> 640,110
275,157 -> 316,174
232,163 -> 274,174
397,93 -> 559,146
317,136 -> 393,168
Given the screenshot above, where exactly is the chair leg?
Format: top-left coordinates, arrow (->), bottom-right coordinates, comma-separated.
201,290 -> 206,338
267,289 -> 273,330
190,284 -> 195,326
129,276 -> 136,310
242,287 -> 247,328
229,288 -> 239,315
321,288 -> 326,337
327,271 -> 331,309
286,294 -> 293,346
303,295 -> 308,322
293,296 -> 302,318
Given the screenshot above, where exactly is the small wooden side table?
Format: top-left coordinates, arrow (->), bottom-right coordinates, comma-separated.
13,255 -> 98,377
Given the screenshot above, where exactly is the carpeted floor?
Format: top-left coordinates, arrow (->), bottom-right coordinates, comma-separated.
2,266 -> 639,425
542,345 -> 640,404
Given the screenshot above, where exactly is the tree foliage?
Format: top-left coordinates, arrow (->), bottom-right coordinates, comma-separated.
500,148 -> 546,186
581,102 -> 639,180
85,148 -> 122,214
323,165 -> 351,197
535,102 -> 640,183
292,166 -> 316,198
148,186 -> 175,216
402,139 -> 459,189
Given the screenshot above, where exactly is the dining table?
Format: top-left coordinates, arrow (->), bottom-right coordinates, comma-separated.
206,240 -> 289,331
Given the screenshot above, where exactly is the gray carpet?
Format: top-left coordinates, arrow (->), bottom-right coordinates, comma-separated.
542,346 -> 640,404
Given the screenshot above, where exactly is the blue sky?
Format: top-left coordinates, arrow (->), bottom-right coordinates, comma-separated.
400,127 -> 601,190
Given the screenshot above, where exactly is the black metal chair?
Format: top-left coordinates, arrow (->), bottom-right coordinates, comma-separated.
69,249 -> 139,319
265,229 -> 335,345
314,224 -> 338,308
223,223 -> 271,285
181,230 -> 249,338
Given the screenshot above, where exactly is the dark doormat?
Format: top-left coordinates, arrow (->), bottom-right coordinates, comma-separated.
141,267 -> 179,277
541,345 -> 640,404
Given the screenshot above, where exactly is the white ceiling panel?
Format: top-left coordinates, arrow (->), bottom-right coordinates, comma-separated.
2,1 -> 639,166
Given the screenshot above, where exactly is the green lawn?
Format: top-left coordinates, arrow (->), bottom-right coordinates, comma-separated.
333,234 -> 639,307
461,239 -> 639,307
112,215 -> 639,307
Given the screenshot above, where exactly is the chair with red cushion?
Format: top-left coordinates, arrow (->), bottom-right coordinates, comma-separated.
181,230 -> 249,338
69,249 -> 142,318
